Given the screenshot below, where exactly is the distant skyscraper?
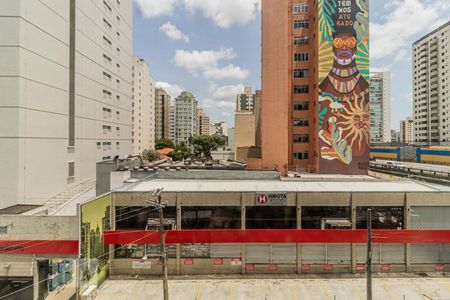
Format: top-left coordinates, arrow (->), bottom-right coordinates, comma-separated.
197,108 -> 211,136
0,0 -> 133,209
236,86 -> 256,111
155,88 -> 171,141
400,117 -> 415,145
170,106 -> 176,142
413,21 -> 450,146
370,72 -> 391,144
175,92 -> 198,144
132,57 -> 155,153
211,122 -> 228,137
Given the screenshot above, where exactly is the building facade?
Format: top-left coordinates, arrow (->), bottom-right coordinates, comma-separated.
174,92 -> 198,144
400,117 -> 415,144
155,88 -> 171,141
370,72 -> 391,144
259,0 -> 370,175
236,86 -> 256,111
132,57 -> 155,154
211,122 -> 228,137
170,106 -> 175,142
413,21 -> 450,146
0,0 -> 133,209
197,108 -> 211,136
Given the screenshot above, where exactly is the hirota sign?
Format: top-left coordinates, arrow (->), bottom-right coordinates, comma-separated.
255,193 -> 288,206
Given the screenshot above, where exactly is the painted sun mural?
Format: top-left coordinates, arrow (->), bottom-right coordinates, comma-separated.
318,0 -> 370,173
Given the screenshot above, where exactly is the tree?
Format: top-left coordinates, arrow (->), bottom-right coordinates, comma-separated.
155,138 -> 175,150
167,150 -> 183,161
142,149 -> 160,162
191,135 -> 226,159
175,142 -> 191,159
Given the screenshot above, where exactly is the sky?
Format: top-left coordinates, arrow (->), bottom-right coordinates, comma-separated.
132,0 -> 450,130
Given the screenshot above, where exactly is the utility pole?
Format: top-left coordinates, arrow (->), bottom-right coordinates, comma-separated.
146,189 -> 169,300
367,209 -> 372,300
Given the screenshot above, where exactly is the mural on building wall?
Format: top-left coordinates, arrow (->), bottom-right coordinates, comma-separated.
318,0 -> 370,174
79,194 -> 111,294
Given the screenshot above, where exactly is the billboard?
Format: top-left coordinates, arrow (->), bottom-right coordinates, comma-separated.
317,0 -> 369,174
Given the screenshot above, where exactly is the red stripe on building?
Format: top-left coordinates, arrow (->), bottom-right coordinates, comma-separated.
103,229 -> 450,245
0,240 -> 78,255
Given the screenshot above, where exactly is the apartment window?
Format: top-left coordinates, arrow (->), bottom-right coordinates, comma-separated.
294,134 -> 309,143
294,102 -> 309,111
103,54 -> 112,64
116,142 -> 120,149
103,36 -> 112,47
294,36 -> 309,45
116,63 -> 120,70
68,161 -> 75,178
103,71 -> 112,81
97,142 -> 101,149
294,85 -> 309,94
116,127 -> 120,136
103,89 -> 112,99
116,47 -> 120,55
103,18 -> 111,30
116,79 -> 120,88
116,31 -> 120,38
103,156 -> 112,160
103,0 -> 112,12
116,95 -> 120,101
0,226 -> 8,235
103,125 -> 112,134
294,20 -> 309,29
294,69 -> 309,78
293,152 -> 309,160
294,52 -> 309,61
293,118 -> 309,126
103,107 -> 112,118
293,3 -> 309,13
116,111 -> 120,120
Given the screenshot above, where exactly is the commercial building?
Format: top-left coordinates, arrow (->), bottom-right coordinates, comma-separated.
370,72 -> 391,144
174,92 -> 198,144
400,117 -> 415,144
155,88 -> 171,141
413,21 -> 450,146
259,0 -> 370,175
0,0 -> 133,209
132,57 -> 155,154
197,108 -> 211,136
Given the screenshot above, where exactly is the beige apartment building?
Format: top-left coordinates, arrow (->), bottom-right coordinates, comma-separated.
155,88 -> 171,140
0,0 -> 133,209
400,117 -> 415,145
197,108 -> 211,136
132,57 -> 155,153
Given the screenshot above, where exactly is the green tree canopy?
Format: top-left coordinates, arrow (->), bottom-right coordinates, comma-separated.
155,138 -> 175,150
142,149 -> 160,162
191,135 -> 226,159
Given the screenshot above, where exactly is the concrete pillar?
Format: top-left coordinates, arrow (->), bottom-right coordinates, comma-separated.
351,193 -> 357,273
33,256 -> 38,300
296,193 -> 302,274
241,193 -> 246,275
404,192 -> 411,272
176,193 -> 182,275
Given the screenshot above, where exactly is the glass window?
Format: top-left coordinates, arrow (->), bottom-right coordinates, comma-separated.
246,207 -> 296,229
293,118 -> 309,126
294,69 -> 309,78
294,102 -> 309,110
293,134 -> 309,143
294,36 -> 309,45
294,53 -> 309,61
294,20 -> 309,29
293,3 -> 309,13
293,152 -> 309,160
182,207 -> 241,229
302,207 -> 351,229
294,85 -> 309,93
356,207 -> 404,229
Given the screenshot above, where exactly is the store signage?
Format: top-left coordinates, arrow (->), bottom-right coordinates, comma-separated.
356,264 -> 366,272
268,264 -> 278,271
132,260 -> 151,270
323,264 -> 334,272
213,258 -> 224,265
301,264 -> 311,272
184,258 -> 194,265
255,193 -> 288,206
380,264 -> 390,272
231,258 -> 242,266
245,264 -> 256,271
435,264 -> 445,272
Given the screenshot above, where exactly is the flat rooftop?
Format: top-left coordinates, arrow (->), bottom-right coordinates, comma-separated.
121,179 -> 444,193
97,277 -> 450,300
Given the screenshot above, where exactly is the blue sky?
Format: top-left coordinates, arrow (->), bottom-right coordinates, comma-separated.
133,0 -> 450,130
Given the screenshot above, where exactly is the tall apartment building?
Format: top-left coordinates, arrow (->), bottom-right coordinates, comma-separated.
155,88 -> 171,140
132,57 -> 155,154
413,21 -> 450,146
174,92 -> 198,144
211,122 -> 229,137
369,72 -> 391,144
236,86 -> 256,111
0,0 -> 133,209
197,108 -> 211,136
400,117 -> 415,144
170,106 -> 175,141
259,0 -> 370,175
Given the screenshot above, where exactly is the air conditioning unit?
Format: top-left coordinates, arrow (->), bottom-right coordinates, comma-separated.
81,285 -> 97,300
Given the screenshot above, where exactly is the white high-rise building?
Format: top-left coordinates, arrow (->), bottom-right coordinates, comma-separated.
174,92 -> 198,144
169,106 -> 175,142
132,57 -> 155,154
236,86 -> 255,111
0,0 -> 133,209
369,72 -> 391,144
413,21 -> 450,146
400,117 -> 415,145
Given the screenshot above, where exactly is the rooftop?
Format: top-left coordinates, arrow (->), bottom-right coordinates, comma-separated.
413,20 -> 450,45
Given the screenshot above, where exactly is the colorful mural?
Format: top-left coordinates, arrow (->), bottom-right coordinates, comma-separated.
318,0 -> 370,174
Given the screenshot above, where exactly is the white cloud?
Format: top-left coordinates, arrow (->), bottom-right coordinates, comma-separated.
135,0 -> 261,28
160,22 -> 190,42
184,0 -> 260,28
134,0 -> 178,17
172,48 -> 249,80
209,83 -> 245,100
370,0 -> 449,60
155,81 -> 184,100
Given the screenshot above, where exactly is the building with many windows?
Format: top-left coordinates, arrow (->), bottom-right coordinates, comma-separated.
257,0 -> 370,175
170,106 -> 176,141
369,72 -> 391,144
197,108 -> 211,136
0,0 -> 133,209
155,88 -> 171,141
236,86 -> 257,111
132,57 -> 155,154
413,21 -> 450,146
400,117 -> 415,145
174,92 -> 198,144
